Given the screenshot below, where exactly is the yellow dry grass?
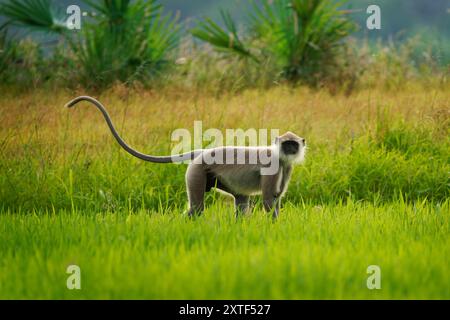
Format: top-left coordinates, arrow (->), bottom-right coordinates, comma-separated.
1,83 -> 449,157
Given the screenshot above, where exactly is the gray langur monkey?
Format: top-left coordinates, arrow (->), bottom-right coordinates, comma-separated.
65,96 -> 306,218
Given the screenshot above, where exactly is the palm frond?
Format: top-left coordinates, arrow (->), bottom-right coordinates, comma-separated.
191,10 -> 258,62
0,0 -> 66,34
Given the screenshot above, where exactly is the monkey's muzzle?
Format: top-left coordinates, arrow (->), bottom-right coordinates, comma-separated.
281,141 -> 300,155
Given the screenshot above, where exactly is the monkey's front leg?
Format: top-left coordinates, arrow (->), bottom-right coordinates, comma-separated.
263,196 -> 281,219
274,197 -> 281,219
261,173 -> 281,219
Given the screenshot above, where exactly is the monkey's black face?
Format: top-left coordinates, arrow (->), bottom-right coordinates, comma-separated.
281,140 -> 300,155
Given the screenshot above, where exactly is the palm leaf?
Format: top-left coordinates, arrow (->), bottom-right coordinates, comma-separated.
192,10 -> 258,62
0,0 -> 66,34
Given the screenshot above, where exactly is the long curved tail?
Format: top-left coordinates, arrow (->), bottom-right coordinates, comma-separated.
65,96 -> 200,163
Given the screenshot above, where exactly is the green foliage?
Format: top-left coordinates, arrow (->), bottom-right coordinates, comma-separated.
0,30 -> 15,76
288,111 -> 449,204
192,0 -> 357,84
0,32 -> 49,86
191,10 -> 257,62
0,0 -> 180,89
0,0 -> 447,91
69,0 -> 180,88
0,0 -> 66,33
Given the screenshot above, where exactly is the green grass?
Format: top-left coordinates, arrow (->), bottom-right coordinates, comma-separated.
0,86 -> 448,299
0,201 -> 448,299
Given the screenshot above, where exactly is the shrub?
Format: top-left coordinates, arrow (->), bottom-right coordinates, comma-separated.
0,29 -> 49,86
0,0 -> 180,89
191,0 -> 357,86
288,118 -> 449,204
0,29 -> 15,78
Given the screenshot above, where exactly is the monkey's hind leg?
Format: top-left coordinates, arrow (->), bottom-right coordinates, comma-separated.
234,195 -> 250,218
186,164 -> 207,217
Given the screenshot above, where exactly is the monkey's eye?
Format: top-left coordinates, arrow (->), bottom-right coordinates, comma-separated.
281,140 -> 299,155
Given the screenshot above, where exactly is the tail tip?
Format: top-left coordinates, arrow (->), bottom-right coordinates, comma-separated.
65,97 -> 81,109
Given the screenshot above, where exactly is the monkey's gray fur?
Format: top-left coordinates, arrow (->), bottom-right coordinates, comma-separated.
65,96 -> 306,218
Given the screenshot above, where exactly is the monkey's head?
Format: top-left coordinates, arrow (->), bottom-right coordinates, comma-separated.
275,131 -> 306,164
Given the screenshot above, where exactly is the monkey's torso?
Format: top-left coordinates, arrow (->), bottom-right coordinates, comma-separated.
192,146 -> 293,197
207,165 -> 265,196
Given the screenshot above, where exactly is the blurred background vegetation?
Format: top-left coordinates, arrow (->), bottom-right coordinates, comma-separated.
0,0 -> 449,92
